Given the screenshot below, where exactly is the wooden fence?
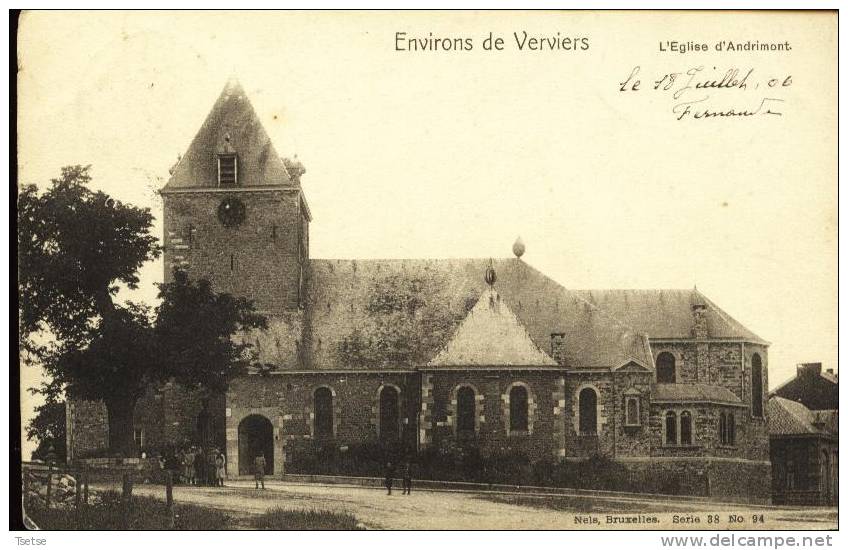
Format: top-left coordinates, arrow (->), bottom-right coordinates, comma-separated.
22,461 -> 178,526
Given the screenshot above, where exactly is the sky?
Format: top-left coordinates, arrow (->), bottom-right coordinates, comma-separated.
16,11 -> 837,458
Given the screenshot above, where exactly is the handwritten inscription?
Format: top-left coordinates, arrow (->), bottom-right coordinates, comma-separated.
619,65 -> 792,121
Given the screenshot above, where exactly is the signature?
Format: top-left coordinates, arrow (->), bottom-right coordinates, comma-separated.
672,96 -> 784,121
619,65 -> 792,121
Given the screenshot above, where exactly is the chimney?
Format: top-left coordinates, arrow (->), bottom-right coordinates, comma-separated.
826,368 -> 834,375
692,290 -> 709,339
551,333 -> 566,365
798,362 -> 822,377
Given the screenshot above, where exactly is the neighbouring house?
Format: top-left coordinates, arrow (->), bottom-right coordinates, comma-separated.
768,395 -> 837,505
65,79 -> 773,503
772,362 -> 838,411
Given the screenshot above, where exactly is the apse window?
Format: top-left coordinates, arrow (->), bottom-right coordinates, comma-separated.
217,154 -> 238,186
624,396 -> 640,426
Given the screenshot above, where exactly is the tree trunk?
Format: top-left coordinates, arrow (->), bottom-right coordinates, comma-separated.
105,399 -> 137,457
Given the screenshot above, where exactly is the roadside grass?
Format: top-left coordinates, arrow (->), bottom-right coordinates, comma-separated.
26,491 -> 231,530
476,494 -> 705,514
252,507 -> 363,530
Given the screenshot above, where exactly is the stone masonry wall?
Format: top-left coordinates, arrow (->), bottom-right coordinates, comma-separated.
162,189 -> 306,314
226,372 -> 420,476
427,371 -> 561,461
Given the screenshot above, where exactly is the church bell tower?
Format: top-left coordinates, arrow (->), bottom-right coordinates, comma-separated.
159,79 -> 311,314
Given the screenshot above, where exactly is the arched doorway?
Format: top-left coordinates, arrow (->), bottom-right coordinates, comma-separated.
379,386 -> 400,442
238,415 -> 273,476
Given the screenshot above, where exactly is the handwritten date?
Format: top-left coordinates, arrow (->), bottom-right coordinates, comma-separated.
619,65 -> 792,121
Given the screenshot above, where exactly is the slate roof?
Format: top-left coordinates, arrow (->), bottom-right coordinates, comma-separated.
574,289 -> 766,344
768,396 -> 837,437
652,383 -> 743,405
428,288 -> 558,367
297,258 -> 653,370
164,79 -> 295,190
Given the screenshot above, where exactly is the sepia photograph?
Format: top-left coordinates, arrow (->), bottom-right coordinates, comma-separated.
12,8 -> 838,536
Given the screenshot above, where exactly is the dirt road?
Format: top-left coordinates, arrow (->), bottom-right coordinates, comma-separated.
114,481 -> 836,530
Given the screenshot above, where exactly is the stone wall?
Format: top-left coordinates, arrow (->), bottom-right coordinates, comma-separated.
225,372 -> 420,476
618,457 -> 771,503
162,189 -> 307,314
426,370 -> 561,461
66,384 -> 224,460
66,400 -> 109,460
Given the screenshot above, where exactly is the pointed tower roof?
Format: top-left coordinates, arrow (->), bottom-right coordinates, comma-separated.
428,287 -> 558,367
163,79 -> 294,190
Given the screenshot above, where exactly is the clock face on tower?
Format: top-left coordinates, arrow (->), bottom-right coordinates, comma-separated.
217,197 -> 246,227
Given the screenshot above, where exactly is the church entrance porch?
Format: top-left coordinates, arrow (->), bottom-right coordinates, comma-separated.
238,414 -> 274,475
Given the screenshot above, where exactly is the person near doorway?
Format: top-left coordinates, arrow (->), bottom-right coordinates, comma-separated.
385,461 -> 395,496
402,460 -> 413,495
215,451 -> 226,487
183,447 -> 195,486
254,453 -> 267,489
207,447 -> 219,486
194,448 -> 206,487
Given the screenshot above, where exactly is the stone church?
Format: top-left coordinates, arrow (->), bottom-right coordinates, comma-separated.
66,80 -> 772,502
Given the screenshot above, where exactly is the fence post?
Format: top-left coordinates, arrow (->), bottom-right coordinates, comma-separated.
165,470 -> 173,507
74,470 -> 82,508
23,468 -> 30,507
45,463 -> 53,508
165,470 -> 175,528
122,471 -> 133,504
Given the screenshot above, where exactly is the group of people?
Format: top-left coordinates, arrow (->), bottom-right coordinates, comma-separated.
157,446 -> 226,486
384,460 -> 414,496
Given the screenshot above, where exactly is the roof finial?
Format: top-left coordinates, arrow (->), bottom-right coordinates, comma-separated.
512,236 -> 525,259
484,259 -> 497,287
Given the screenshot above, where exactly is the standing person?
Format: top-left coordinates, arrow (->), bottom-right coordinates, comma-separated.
384,461 -> 395,496
207,447 -> 218,486
254,453 -> 267,490
402,460 -> 413,495
215,451 -> 226,487
194,447 -> 206,487
183,448 -> 195,486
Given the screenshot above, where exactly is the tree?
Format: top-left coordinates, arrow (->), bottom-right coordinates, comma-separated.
19,166 -> 266,455
154,270 -> 267,396
27,401 -> 67,462
51,302 -> 157,455
19,165 -> 160,354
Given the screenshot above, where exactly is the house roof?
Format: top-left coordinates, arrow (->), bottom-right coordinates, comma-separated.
573,289 -> 767,344
768,396 -> 837,437
428,288 -> 558,367
163,79 -> 295,190
652,383 -> 743,405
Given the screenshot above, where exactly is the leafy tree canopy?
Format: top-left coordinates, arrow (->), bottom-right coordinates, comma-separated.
18,165 -> 160,354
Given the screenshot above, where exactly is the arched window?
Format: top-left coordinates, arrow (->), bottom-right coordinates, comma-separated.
719,412 -> 727,445
728,412 -> 736,445
680,411 -> 693,446
665,411 -> 678,445
751,354 -> 764,417
656,352 -> 676,384
509,385 -> 529,432
314,387 -> 334,438
578,388 -> 598,435
378,386 -> 400,442
456,386 -> 476,434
